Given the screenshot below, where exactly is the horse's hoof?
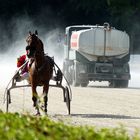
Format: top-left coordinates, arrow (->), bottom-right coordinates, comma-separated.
44,109 -> 47,113
34,112 -> 41,116
33,103 -> 36,107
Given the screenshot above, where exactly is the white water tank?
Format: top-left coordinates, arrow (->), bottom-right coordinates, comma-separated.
70,27 -> 129,57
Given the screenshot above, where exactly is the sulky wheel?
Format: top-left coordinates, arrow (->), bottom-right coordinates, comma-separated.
65,86 -> 71,115
6,90 -> 11,112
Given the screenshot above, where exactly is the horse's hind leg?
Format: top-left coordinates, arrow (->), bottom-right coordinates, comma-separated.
43,84 -> 49,114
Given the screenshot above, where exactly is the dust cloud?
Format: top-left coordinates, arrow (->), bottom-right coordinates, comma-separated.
0,17 -> 64,88
0,16 -> 140,89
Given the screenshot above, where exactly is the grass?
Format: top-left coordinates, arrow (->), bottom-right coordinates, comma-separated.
0,111 -> 139,140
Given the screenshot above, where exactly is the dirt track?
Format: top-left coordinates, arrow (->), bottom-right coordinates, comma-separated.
0,82 -> 140,134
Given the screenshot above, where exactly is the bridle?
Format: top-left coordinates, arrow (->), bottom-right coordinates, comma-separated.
26,33 -> 46,72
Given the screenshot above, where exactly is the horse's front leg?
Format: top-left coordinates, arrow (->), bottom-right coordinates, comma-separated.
32,85 -> 40,115
43,83 -> 49,114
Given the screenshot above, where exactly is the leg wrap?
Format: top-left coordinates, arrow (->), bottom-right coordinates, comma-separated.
32,96 -> 37,107
44,96 -> 48,112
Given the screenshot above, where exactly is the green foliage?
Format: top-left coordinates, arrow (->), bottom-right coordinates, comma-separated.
0,112 -> 139,140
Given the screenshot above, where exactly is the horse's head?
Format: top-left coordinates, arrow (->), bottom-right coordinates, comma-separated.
26,31 -> 44,58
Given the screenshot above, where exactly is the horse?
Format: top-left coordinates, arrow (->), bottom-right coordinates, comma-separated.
26,31 -> 54,115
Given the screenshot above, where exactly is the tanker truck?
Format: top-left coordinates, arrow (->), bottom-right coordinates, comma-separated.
63,23 -> 131,87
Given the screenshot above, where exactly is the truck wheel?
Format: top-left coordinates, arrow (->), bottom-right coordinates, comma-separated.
120,80 -> 128,88
66,70 -> 73,85
109,80 -> 120,88
64,70 -> 71,85
109,81 -> 113,88
81,82 -> 88,87
72,71 -> 80,87
72,80 -> 80,87
109,80 -> 128,88
71,61 -> 81,87
72,70 -> 80,87
63,62 -> 72,85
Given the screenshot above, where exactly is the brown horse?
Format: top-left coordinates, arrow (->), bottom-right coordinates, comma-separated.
26,31 -> 54,115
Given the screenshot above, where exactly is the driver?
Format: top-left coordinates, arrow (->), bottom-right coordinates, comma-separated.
16,54 -> 29,82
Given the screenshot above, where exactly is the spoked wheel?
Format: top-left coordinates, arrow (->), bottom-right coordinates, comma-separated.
64,86 -> 71,115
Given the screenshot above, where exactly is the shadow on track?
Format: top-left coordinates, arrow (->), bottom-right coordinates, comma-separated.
71,113 -> 140,120
88,85 -> 140,90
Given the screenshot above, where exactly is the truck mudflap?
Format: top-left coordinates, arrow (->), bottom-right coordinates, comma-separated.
79,73 -> 131,81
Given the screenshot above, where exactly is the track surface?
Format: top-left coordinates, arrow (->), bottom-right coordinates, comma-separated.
1,82 -> 140,134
